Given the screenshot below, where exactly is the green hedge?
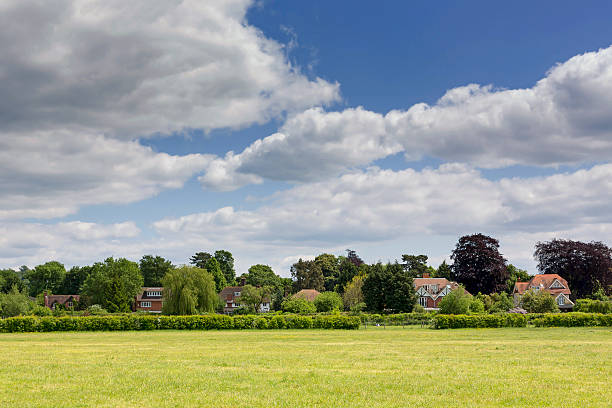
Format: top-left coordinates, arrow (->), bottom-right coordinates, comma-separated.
359,313 -> 434,325
531,312 -> 612,327
432,314 -> 527,329
0,314 -> 360,333
574,299 -> 612,314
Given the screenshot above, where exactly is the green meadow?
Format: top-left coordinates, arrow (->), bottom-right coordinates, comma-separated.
1,327 -> 610,407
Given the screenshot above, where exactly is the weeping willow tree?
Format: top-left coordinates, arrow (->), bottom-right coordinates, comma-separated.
161,266 -> 217,315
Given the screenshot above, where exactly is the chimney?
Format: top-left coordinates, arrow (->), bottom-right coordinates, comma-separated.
423,273 -> 430,278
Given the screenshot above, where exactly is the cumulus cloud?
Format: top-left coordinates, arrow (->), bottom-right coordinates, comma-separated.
198,46 -> 612,190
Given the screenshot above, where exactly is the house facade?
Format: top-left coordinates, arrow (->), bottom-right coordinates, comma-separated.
133,287 -> 164,313
219,285 -> 271,314
413,275 -> 463,311
513,274 -> 574,310
44,293 -> 80,310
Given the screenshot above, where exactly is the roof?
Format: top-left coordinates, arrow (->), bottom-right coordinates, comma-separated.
513,274 -> 571,296
413,278 -> 464,296
293,289 -> 321,302
46,294 -> 79,303
219,285 -> 271,304
136,287 -> 164,301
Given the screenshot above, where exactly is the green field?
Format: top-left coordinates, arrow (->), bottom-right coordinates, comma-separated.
1,327 -> 610,407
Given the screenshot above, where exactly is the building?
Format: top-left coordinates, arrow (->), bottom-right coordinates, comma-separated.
513,274 -> 574,310
413,275 -> 464,310
44,293 -> 80,310
134,287 -> 164,313
293,289 -> 321,302
219,285 -> 271,314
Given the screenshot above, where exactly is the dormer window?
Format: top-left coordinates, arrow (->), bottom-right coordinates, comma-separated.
147,291 -> 162,297
550,280 -> 564,289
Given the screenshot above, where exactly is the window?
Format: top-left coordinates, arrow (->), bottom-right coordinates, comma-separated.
66,302 -> 73,308
550,280 -> 564,289
234,291 -> 241,297
423,284 -> 438,292
419,297 -> 428,307
141,301 -> 152,308
557,296 -> 565,306
147,291 -> 162,297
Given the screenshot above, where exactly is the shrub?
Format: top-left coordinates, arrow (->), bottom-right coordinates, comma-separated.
314,292 -> 343,312
0,286 -> 34,318
574,299 -> 612,314
281,297 -> 316,314
30,305 -> 52,317
468,298 -> 485,314
520,289 -> 559,313
87,304 -> 108,315
532,312 -> 612,327
438,287 -> 472,314
433,314 -> 527,329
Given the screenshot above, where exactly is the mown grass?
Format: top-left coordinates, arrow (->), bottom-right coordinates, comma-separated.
0,327 -> 610,407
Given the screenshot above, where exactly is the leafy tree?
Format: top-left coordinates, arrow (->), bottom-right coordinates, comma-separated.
401,254 -> 429,277
336,256 -> 360,294
0,269 -> 25,293
139,255 -> 173,287
204,257 -> 227,292
81,257 -> 143,313
161,266 -> 217,315
534,239 -> 612,299
214,250 -> 236,285
435,261 -> 452,279
342,275 -> 364,311
246,264 -> 281,288
281,297 -> 316,314
291,259 -> 324,292
469,297 -> 485,314
315,253 -> 339,292
314,291 -> 343,312
190,252 -> 213,269
346,249 -> 364,267
0,285 -> 33,318
520,289 -> 559,313
506,264 -> 531,294
238,285 -> 272,314
58,265 -> 92,294
26,261 -> 66,296
363,262 -> 416,313
438,287 -> 472,314
451,233 -> 508,294
490,292 -> 514,313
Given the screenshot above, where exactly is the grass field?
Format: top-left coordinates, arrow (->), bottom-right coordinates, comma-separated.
1,327 -> 610,407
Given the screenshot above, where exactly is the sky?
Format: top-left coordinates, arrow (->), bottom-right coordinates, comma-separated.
2,0 -> 612,276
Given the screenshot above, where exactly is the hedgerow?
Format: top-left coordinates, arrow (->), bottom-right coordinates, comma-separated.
432,314 -> 527,329
0,314 -> 360,333
531,312 -> 612,327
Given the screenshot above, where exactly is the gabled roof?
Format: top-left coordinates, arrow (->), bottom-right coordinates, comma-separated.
514,274 -> 571,296
293,289 -> 321,302
136,287 -> 164,301
46,294 -> 79,303
413,278 -> 464,297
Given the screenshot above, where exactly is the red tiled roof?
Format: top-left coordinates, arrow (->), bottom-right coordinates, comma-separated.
514,274 -> 571,296
293,289 -> 321,302
413,278 -> 465,295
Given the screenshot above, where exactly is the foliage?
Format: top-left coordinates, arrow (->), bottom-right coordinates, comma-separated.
87,304 -> 108,315
0,286 -> 34,318
139,255 -> 173,287
314,291 -> 343,312
0,269 -> 25,293
26,261 -> 66,296
531,312 -> 612,327
534,239 -> 612,298
574,299 -> 612,314
203,257 -> 227,293
432,314 -> 528,329
451,233 -> 509,294
438,287 -> 472,314
214,250 -> 236,286
245,264 -> 280,288
291,259 -> 324,292
81,257 -> 144,313
469,298 -> 485,314
281,297 -> 316,314
238,285 -> 272,313
189,252 -> 213,269
401,254 -> 429,277
435,260 -> 452,279
161,266 -> 217,315
314,253 -> 339,292
505,264 -> 531,293
362,262 -> 416,313
520,289 -> 559,313
30,305 -> 52,317
477,292 -> 514,313
342,275 -> 364,311
58,265 -> 92,295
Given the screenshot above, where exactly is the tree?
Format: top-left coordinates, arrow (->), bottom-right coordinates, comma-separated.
0,269 -> 25,293
26,261 -> 66,296
0,285 -> 34,318
336,256 -> 359,294
81,257 -> 143,313
161,266 -> 217,315
346,249 -> 364,267
314,291 -> 343,312
520,289 -> 559,313
362,262 -> 416,313
438,287 -> 472,314
246,264 -> 281,288
291,259 -> 324,292
401,254 -> 429,277
190,252 -> 213,269
451,233 -> 508,294
238,285 -> 272,314
139,255 -> 173,287
342,275 -> 364,311
435,261 -> 452,280
58,265 -> 92,294
281,297 -> 316,314
534,239 -> 612,299
214,250 -> 236,286
505,264 -> 531,294
314,253 -> 339,292
204,257 -> 227,292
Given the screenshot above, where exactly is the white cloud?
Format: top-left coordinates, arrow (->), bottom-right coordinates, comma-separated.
198,46 -> 612,191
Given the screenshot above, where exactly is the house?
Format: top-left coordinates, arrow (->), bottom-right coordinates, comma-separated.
133,287 -> 164,313
513,274 -> 574,310
293,289 -> 321,302
43,293 -> 80,310
219,285 -> 271,314
413,274 -> 464,310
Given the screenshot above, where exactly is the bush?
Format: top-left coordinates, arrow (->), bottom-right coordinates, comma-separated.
87,305 -> 108,315
438,287 -> 472,314
469,298 -> 485,314
30,305 -> 52,317
433,314 -> 527,329
0,286 -> 34,318
281,297 -> 316,314
314,292 -> 343,312
520,289 -> 559,313
574,299 -> 612,314
532,312 -> 612,327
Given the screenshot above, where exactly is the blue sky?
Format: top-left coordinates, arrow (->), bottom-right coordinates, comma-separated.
2,0 -> 612,276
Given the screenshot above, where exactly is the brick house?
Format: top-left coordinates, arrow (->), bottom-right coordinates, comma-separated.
133,287 -> 164,313
513,274 -> 574,310
219,285 -> 271,314
43,293 -> 80,310
413,275 -> 464,310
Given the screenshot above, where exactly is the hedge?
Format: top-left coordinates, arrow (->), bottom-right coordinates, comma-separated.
0,314 -> 360,333
432,314 -> 527,329
531,312 -> 612,327
574,299 -> 612,314
359,313 -> 434,326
